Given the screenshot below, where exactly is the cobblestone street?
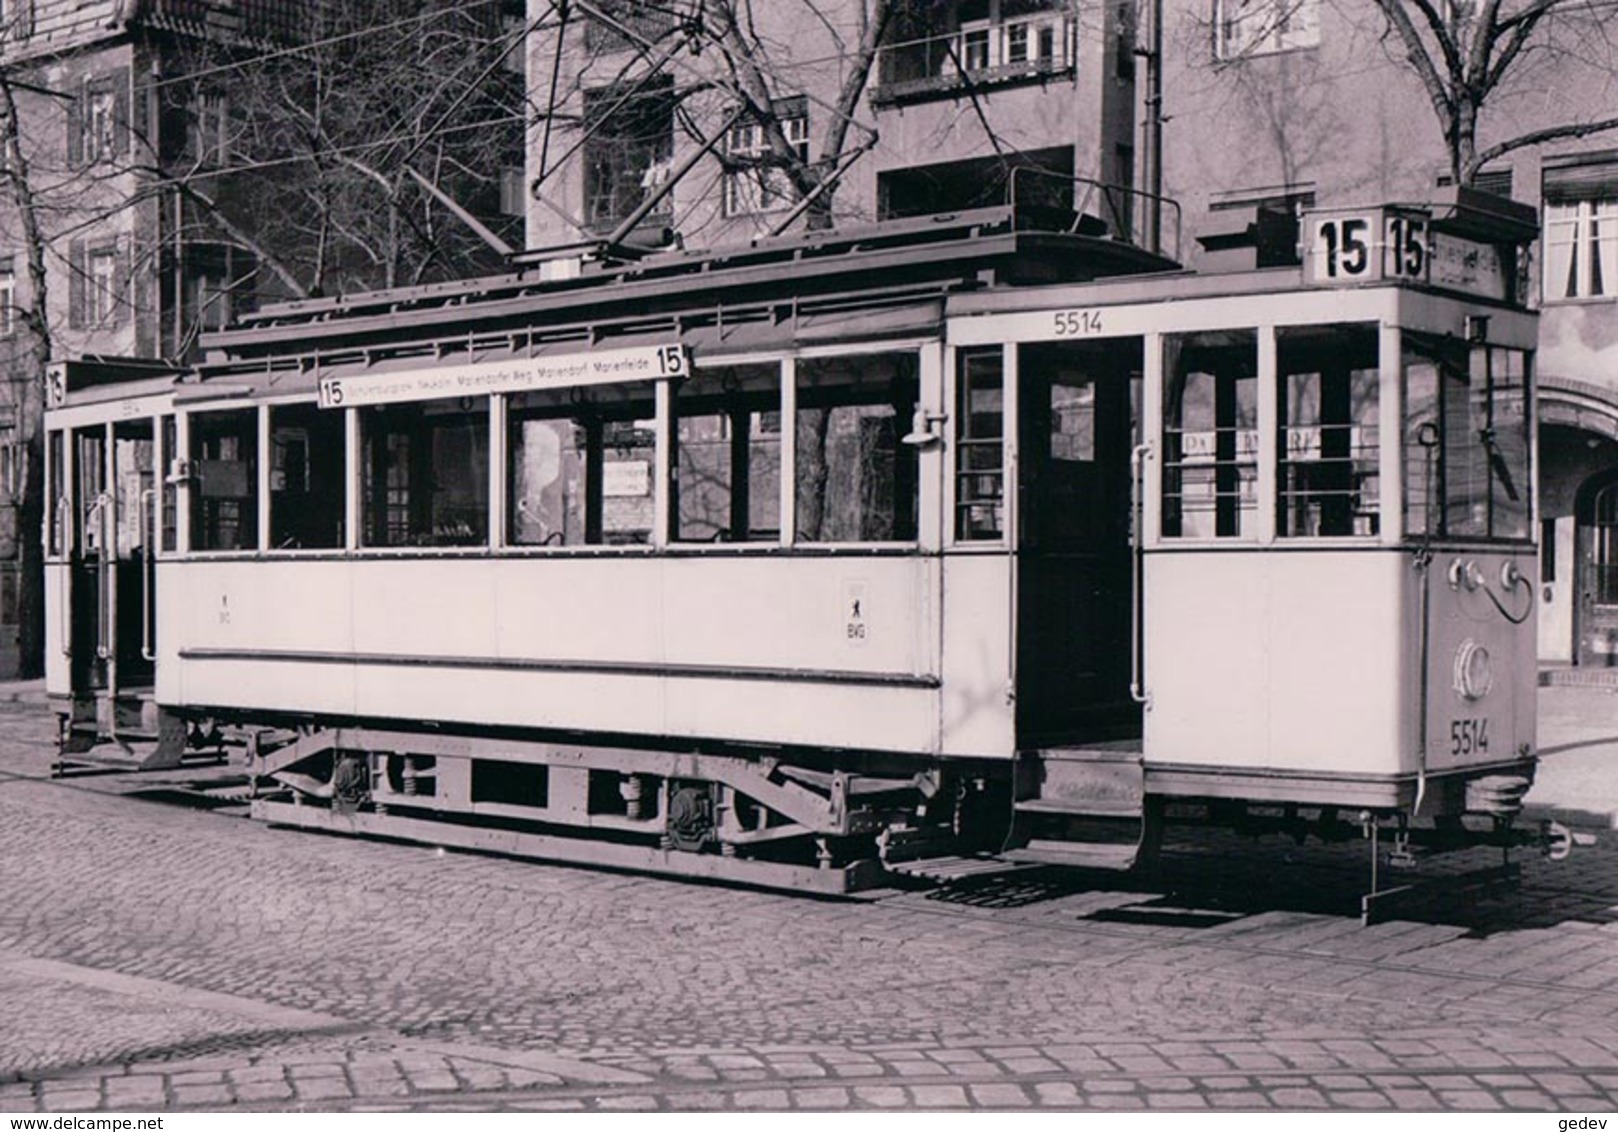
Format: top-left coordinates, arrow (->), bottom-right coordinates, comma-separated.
3,693 -> 1618,1112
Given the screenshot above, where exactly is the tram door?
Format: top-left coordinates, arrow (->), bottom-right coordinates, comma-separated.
1016,339 -> 1143,742
68,420 -> 157,709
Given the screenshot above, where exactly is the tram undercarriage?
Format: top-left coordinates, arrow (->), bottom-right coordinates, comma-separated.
193,714 -> 1584,921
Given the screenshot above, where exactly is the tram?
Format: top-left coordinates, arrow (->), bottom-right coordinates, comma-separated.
43,189 -> 1575,914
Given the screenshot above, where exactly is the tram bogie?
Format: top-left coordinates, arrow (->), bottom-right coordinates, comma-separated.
41,197 -> 1576,908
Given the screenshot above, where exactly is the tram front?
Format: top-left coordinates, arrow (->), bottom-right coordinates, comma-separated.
1138,198 -> 1545,841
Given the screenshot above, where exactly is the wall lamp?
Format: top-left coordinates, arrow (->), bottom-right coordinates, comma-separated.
902,408 -> 949,448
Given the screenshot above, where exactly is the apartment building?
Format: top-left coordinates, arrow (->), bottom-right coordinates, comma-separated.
523,0 -> 1140,251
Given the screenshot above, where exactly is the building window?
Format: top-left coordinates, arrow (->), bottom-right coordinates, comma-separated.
582,77 -> 675,233
1543,161 -> 1618,301
190,409 -> 258,552
1162,330 -> 1259,539
0,259 -> 14,338
362,398 -> 490,548
879,145 -> 1074,220
1,1 -> 35,42
507,379 -> 658,546
190,91 -> 229,167
69,238 -> 128,329
723,97 -> 809,217
69,71 -> 129,165
672,363 -> 781,543
1213,0 -> 1320,59
1593,484 -> 1618,606
89,247 -> 118,326
874,0 -> 1074,105
796,353 -> 919,543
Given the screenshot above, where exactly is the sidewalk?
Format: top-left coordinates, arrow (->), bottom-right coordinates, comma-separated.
1528,683 -> 1618,829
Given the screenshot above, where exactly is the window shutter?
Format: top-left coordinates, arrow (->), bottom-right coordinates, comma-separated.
110,67 -> 131,158
67,239 -> 85,329
1544,159 -> 1618,204
66,84 -> 83,167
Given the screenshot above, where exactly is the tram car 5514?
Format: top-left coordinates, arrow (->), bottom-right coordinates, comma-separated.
42,193 -> 1581,915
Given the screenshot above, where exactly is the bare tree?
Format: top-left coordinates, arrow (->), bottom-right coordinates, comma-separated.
1369,0 -> 1618,185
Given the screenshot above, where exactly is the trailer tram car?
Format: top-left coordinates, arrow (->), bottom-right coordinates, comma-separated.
44,192 -> 1581,915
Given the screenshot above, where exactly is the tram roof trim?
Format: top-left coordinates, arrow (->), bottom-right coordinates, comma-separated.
201,206 -> 1177,359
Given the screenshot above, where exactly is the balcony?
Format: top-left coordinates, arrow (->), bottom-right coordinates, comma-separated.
871,14 -> 1076,107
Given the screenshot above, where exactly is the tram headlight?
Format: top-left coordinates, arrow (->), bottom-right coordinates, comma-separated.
1453,638 -> 1493,701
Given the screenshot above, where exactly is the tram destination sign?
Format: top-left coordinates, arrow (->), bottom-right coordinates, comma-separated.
1304,206 -> 1508,301
316,344 -> 688,409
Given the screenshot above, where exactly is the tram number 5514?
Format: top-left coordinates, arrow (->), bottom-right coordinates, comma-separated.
1054,309 -> 1103,337
1450,717 -> 1489,757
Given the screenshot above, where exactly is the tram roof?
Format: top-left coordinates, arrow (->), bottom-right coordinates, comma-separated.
199,206 -> 1175,363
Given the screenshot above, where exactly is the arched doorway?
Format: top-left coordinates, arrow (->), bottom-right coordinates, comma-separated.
1576,468 -> 1618,665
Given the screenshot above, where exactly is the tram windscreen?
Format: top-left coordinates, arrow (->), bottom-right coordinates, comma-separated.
1404,334 -> 1531,541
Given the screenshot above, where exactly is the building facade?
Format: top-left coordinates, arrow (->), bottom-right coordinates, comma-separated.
523,0 -> 1141,251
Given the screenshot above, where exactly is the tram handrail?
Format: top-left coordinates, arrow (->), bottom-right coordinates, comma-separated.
1008,166 -> 1182,261
90,494 -> 112,662
140,488 -> 156,663
55,496 -> 72,657
1130,443 -> 1151,707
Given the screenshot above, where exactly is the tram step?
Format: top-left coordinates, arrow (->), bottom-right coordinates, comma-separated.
1003,838 -> 1141,872
1020,743 -> 1144,817
886,855 -> 1041,882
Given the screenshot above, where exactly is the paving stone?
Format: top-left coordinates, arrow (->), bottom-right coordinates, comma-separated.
1266,1086 -> 1329,1108
851,1086 -> 910,1108
169,1084 -> 233,1108
790,1086 -> 851,1109
908,1085 -> 969,1108
730,1089 -> 790,1109
968,1083 -> 1031,1107
1031,1081 -> 1083,1105
1208,1091 -> 1272,1108
1328,1091 -> 1392,1108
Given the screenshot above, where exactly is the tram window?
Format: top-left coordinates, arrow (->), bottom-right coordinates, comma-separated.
508,379 -> 657,546
361,397 -> 489,548
160,417 -> 177,552
190,409 -> 258,551
269,403 -> 345,550
1162,330 -> 1258,539
1277,323 -> 1380,538
796,353 -> 919,543
672,363 -> 781,542
957,348 -> 1005,541
47,431 -> 64,555
1404,335 -> 1532,540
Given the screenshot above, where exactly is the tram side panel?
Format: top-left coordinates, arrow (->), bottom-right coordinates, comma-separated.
1142,547 -> 1535,807
44,563 -> 68,697
157,552 -> 1015,759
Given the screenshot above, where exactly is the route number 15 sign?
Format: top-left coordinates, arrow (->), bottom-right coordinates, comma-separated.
1306,208 -> 1430,286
